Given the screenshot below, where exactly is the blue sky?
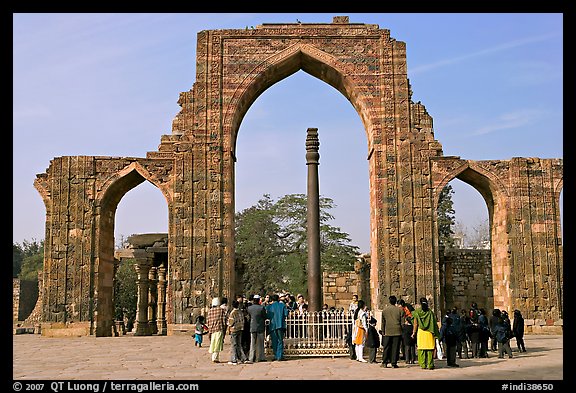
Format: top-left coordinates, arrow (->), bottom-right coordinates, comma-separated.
13,13 -> 563,253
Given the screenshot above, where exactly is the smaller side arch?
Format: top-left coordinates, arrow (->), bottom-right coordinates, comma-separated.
433,160 -> 470,208
92,160 -> 172,336
433,160 -> 510,216
98,161 -> 173,209
433,158 -> 519,317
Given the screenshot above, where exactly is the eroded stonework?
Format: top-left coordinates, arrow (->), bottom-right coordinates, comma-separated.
34,16 -> 563,336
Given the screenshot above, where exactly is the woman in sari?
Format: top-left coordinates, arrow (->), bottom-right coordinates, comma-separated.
411,297 -> 440,370
352,299 -> 368,362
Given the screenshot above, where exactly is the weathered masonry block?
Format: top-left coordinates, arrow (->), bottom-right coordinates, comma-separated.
34,16 -> 562,336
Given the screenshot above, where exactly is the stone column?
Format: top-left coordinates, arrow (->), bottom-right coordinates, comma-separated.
134,262 -> 151,336
306,127 -> 322,312
148,266 -> 158,335
156,265 -> 167,335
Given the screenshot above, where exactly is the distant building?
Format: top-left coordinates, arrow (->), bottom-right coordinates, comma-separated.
452,234 -> 464,249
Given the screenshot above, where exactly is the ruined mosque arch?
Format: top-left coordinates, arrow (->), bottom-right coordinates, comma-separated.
34,17 -> 563,336
435,166 -> 499,313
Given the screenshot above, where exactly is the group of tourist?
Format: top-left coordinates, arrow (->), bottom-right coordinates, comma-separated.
348,295 -> 528,371
197,291 -> 527,369
200,293 -> 294,364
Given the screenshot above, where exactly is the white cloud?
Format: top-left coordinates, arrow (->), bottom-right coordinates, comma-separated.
410,32 -> 561,76
469,109 -> 547,136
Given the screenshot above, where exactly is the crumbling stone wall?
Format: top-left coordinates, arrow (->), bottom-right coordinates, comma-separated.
13,271 -> 42,325
34,16 -> 562,336
323,272 -> 357,310
13,278 -> 21,322
13,278 -> 38,322
441,248 -> 493,312
322,256 -> 371,310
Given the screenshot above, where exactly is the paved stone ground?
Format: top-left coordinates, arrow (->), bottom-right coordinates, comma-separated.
13,334 -> 564,385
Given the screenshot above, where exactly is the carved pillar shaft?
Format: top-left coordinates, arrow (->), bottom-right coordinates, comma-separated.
134,262 -> 151,336
156,265 -> 167,335
148,266 -> 158,335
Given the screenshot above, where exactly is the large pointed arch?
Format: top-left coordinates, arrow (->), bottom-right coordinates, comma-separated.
224,43 -> 376,155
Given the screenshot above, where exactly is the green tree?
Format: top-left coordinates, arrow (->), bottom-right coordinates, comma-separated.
13,244 -> 23,278
235,193 -> 360,297
437,184 -> 456,248
235,195 -> 285,296
113,259 -> 138,331
13,239 -> 44,281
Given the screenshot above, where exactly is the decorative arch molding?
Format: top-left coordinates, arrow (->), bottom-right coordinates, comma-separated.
33,177 -> 51,212
432,159 -> 512,233
554,177 -> 563,198
433,158 -> 510,207
433,158 -> 468,204
554,177 -> 563,236
98,161 -> 173,210
225,42 -> 376,154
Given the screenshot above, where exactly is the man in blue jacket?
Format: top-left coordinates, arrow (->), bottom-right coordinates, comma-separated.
266,294 -> 289,361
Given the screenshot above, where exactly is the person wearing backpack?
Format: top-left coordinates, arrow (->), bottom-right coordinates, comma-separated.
493,316 -> 513,359
489,309 -> 502,352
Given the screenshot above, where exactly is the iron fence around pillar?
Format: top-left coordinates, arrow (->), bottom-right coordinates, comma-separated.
265,310 -> 370,357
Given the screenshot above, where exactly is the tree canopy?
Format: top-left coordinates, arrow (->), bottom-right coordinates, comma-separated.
437,184 -> 456,248
113,259 -> 138,331
13,239 -> 44,280
235,193 -> 360,297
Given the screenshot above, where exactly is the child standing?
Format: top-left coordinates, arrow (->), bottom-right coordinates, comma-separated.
366,316 -> 380,363
194,315 -> 209,347
439,316 -> 459,367
402,315 -> 416,364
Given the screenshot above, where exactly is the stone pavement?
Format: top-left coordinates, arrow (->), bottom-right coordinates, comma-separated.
13,334 -> 564,384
